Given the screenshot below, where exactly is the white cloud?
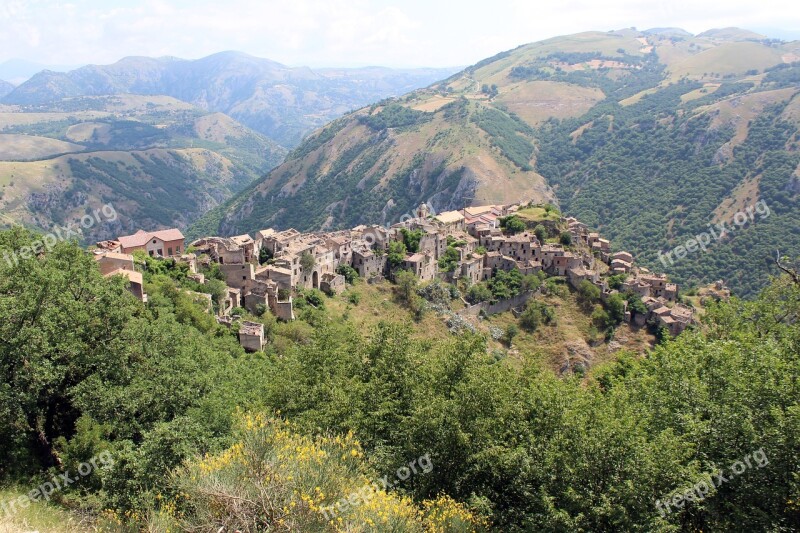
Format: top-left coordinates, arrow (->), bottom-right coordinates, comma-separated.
0,0 -> 798,69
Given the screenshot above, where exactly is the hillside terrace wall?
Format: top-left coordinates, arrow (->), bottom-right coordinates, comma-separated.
457,290 -> 535,317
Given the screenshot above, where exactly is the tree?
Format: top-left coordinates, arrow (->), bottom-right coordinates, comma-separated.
205,278 -> 228,311
591,306 -> 610,330
559,231 -> 572,246
625,292 -> 648,317
503,324 -> 519,345
500,215 -> 526,234
607,273 -> 627,290
438,247 -> 460,272
522,272 -> 545,292
387,241 -> 407,268
577,280 -> 601,311
301,288 -> 325,308
606,293 -> 626,324
394,270 -> 418,305
534,224 -> 547,242
300,252 -> 315,271
400,228 -> 423,253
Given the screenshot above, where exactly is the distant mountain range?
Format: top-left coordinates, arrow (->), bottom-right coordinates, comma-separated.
0,80 -> 13,99
0,58 -> 80,85
197,27 -> 800,296
2,52 -> 459,146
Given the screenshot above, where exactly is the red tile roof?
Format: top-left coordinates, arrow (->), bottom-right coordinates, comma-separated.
118,229 -> 185,249
103,268 -> 143,285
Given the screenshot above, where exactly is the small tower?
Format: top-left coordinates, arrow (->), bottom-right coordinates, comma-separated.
416,203 -> 430,219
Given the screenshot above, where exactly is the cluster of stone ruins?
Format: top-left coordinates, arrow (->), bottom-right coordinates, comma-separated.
93,203 -> 694,351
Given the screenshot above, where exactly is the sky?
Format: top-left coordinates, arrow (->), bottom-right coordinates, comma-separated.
1,0 -> 799,70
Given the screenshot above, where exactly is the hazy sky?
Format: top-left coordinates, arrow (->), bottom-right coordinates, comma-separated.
1,0 -> 799,69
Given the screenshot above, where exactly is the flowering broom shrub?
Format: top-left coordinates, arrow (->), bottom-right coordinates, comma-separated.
146,413 -> 486,532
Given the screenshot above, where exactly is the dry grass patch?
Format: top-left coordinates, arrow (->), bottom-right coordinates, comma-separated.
0,134 -> 83,161
0,488 -> 90,533
712,174 -> 762,223
410,95 -> 455,112
669,41 -> 783,79
494,81 -> 604,125
679,84 -> 721,103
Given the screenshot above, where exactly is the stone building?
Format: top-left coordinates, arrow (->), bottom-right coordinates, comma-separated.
238,321 -> 265,352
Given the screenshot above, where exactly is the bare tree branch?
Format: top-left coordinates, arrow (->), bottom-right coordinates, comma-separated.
775,250 -> 800,285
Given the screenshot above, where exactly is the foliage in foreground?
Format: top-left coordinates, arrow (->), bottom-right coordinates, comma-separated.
1,229 -> 799,531
142,413 -> 485,532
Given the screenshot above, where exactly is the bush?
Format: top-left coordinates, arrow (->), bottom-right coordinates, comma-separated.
577,280 -> 601,311
162,414 -> 486,532
417,280 -> 454,308
394,270 -> 418,305
503,324 -> 519,345
466,283 -> 492,304
388,241 -> 407,268
346,291 -> 361,305
520,300 -> 555,332
336,264 -> 359,284
559,231 -> 572,245
534,224 -> 547,242
500,215 -> 526,234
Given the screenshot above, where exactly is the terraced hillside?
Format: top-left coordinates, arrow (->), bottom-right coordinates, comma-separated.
0,95 -> 286,242
201,28 -> 800,295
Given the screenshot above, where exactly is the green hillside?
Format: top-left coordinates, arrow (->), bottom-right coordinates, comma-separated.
197,28 -> 800,296
0,95 -> 286,242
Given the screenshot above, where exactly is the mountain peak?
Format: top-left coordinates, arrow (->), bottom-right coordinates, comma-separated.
697,27 -> 768,41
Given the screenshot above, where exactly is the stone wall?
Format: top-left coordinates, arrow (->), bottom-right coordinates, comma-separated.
458,291 -> 535,317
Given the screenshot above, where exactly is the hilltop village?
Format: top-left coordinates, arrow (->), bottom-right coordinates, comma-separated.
93,203 -> 695,352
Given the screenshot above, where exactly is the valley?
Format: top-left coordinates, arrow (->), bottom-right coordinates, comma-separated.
0,95 -> 286,242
